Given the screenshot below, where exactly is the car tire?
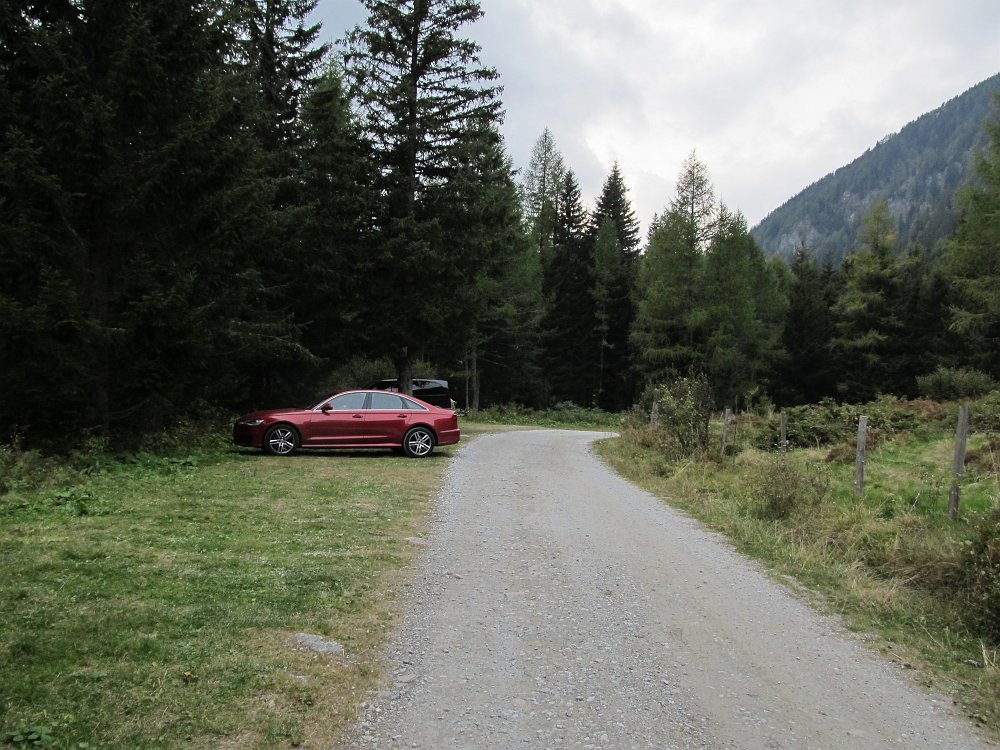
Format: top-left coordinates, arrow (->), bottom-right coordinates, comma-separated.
402,426 -> 434,458
263,425 -> 299,456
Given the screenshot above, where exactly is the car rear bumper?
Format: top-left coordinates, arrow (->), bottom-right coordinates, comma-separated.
437,427 -> 461,446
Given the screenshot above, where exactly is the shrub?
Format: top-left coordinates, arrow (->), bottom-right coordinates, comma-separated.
755,399 -> 855,449
743,454 -> 830,520
756,396 -> 923,451
972,391 -> 1000,433
638,375 -> 713,460
962,507 -> 1000,641
917,367 -> 998,401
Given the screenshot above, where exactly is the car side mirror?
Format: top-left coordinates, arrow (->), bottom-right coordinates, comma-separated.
321,403 -> 332,412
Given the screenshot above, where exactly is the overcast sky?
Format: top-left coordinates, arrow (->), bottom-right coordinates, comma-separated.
314,0 -> 1000,231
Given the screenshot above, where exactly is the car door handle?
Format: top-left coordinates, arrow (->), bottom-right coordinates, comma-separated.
352,414 -> 363,419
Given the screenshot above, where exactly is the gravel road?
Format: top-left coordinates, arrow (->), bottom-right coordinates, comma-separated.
337,429 -> 993,750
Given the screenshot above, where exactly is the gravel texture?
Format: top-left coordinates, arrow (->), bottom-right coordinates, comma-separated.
337,429 -> 994,750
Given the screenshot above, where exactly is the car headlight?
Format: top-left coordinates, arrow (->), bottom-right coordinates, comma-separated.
239,418 -> 265,427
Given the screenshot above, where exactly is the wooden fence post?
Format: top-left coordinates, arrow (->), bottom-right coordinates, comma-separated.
948,405 -> 971,522
780,411 -> 788,454
853,415 -> 868,498
720,408 -> 732,458
650,401 -> 659,428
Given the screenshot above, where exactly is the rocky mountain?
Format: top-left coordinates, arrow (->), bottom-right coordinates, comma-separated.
751,73 -> 1000,262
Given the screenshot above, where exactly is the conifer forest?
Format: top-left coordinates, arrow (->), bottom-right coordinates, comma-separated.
3,0 -> 1000,448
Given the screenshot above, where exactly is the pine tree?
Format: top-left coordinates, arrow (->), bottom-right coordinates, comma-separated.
521,128 -> 566,264
946,95 -> 1000,377
542,171 -> 598,405
589,163 -> 641,409
592,162 -> 641,261
344,0 -> 503,392
292,62 -> 377,378
436,126 -> 539,409
831,200 -> 903,400
778,247 -> 840,404
632,154 -> 718,380
0,0 -> 285,441
671,150 -> 718,253
699,208 -> 786,407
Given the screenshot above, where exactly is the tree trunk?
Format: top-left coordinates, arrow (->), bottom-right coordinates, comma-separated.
395,347 -> 414,396
471,345 -> 480,411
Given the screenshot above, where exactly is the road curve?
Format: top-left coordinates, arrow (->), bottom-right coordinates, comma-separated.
338,429 -> 993,750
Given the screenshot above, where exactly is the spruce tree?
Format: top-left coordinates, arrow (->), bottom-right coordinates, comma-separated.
343,0 -> 503,392
778,248 -> 839,404
0,0 -> 283,440
831,200 -> 903,401
699,208 -> 786,408
946,96 -> 1000,377
588,163 -> 641,409
542,171 -> 598,405
433,125 -> 539,408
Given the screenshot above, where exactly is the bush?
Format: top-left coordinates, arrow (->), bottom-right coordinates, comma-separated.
756,396 -> 924,451
917,367 -> 998,401
972,391 -> 1000,433
744,455 -> 830,520
963,507 -> 1000,641
635,375 -> 714,460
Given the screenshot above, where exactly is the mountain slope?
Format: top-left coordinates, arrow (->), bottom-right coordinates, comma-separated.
752,73 -> 1000,262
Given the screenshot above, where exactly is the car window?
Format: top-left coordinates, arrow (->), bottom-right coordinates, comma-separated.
399,396 -> 428,411
369,392 -> 404,410
325,392 -> 367,411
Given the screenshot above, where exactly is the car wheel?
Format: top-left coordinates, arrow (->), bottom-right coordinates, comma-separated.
263,425 -> 299,456
402,426 -> 434,458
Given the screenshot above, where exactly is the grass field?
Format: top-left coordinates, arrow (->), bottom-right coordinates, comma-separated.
1,437 -> 454,749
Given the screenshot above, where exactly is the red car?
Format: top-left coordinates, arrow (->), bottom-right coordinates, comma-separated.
232,389 -> 460,457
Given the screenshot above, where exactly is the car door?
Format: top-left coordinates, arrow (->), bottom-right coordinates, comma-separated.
305,392 -> 369,445
363,391 -> 414,444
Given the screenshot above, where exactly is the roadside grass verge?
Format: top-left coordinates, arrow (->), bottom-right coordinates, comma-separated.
596,421 -> 1000,739
1,436 -> 454,749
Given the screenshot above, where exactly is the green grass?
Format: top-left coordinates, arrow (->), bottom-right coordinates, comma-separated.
1,440 -> 454,749
465,402 -> 621,430
596,421 -> 1000,740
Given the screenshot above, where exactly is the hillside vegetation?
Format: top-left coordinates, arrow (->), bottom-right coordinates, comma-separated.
752,73 -> 1000,261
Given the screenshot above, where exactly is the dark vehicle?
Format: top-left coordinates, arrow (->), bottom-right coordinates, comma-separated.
233,390 -> 460,458
369,378 -> 457,409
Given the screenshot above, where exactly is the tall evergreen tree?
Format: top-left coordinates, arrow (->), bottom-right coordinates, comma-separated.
291,62 -> 377,385
632,154 -> 718,380
946,96 -> 1000,377
699,208 -> 786,407
586,164 -> 641,410
521,127 -> 566,265
831,200 -> 903,400
591,162 -> 641,262
343,0 -> 503,392
778,247 -> 840,404
542,171 -> 598,405
431,125 -> 539,409
671,150 -> 718,253
0,0 -> 280,441
220,0 -> 331,404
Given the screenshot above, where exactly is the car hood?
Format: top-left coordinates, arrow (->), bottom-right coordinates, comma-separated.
237,407 -> 310,421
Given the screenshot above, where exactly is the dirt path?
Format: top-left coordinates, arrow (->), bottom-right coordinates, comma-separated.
338,429 -> 993,749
